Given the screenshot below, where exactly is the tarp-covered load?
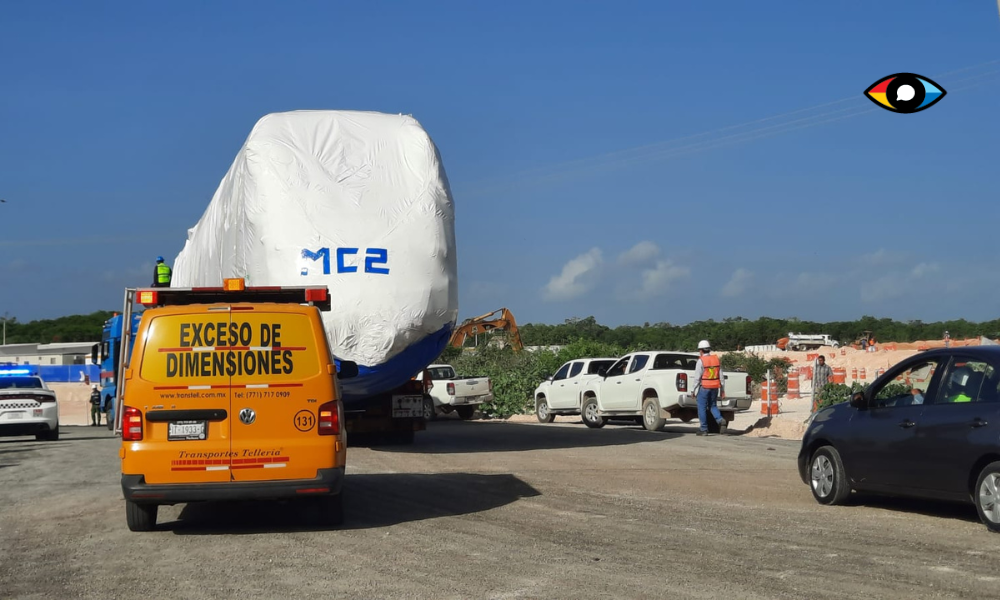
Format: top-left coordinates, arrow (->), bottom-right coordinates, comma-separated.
172,110 -> 459,400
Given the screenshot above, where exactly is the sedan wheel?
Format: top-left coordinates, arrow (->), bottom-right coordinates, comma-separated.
975,461 -> 1000,533
809,446 -> 851,505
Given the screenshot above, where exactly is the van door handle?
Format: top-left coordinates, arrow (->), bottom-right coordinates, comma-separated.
898,419 -> 916,429
972,418 -> 988,428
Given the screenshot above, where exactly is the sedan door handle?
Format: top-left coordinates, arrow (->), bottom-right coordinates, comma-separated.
898,419 -> 916,429
972,418 -> 989,428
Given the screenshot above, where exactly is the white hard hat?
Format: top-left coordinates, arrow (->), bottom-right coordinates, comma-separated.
698,340 -> 711,350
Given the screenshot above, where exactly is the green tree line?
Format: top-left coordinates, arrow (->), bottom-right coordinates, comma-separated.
519,315 -> 1000,351
2,311 -> 114,344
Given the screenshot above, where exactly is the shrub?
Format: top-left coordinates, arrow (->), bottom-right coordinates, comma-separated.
814,381 -> 914,411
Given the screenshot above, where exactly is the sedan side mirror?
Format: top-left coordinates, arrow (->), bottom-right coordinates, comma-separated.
849,391 -> 867,409
337,360 -> 359,380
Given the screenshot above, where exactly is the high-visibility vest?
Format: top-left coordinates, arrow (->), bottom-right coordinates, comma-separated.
156,263 -> 172,284
700,354 -> 722,389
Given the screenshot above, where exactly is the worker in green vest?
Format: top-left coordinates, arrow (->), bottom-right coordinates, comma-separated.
153,256 -> 172,287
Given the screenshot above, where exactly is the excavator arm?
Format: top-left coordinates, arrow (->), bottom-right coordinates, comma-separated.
448,308 -> 524,352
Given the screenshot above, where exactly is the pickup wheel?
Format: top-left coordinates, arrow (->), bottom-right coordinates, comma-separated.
456,405 -> 475,420
535,397 -> 555,423
641,397 -> 665,432
581,397 -> 605,429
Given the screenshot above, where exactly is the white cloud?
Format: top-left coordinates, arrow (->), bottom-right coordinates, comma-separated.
721,268 -> 753,298
542,248 -> 604,302
858,249 -> 909,268
911,262 -> 941,278
617,241 -> 660,267
621,259 -> 690,301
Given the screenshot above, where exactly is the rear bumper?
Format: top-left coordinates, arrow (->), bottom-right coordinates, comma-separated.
122,467 -> 344,505
443,392 -> 493,406
0,420 -> 58,436
675,394 -> 753,412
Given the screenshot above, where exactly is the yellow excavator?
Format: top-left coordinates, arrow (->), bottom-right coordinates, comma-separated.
448,307 -> 524,352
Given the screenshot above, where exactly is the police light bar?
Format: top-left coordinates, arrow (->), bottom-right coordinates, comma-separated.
0,368 -> 33,376
137,282 -> 331,311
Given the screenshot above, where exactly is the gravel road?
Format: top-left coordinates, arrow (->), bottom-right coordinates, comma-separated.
2,420 -> 998,599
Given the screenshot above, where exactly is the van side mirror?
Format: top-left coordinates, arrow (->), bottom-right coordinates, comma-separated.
337,361 -> 359,380
849,392 -> 866,409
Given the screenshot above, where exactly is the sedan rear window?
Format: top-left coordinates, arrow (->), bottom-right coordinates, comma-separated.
0,377 -> 44,389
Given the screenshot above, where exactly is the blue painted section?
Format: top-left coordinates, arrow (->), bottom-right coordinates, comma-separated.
336,322 -> 453,403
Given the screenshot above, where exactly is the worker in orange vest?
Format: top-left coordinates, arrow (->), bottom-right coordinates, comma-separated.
693,339 -> 727,436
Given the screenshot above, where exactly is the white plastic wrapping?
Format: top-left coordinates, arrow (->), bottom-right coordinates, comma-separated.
172,110 -> 459,399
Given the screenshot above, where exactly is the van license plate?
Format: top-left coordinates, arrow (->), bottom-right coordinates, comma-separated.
168,420 -> 206,441
391,395 -> 424,418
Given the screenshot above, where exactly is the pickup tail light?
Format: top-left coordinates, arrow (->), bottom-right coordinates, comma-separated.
318,400 -> 341,435
122,406 -> 143,441
447,382 -> 455,396
746,375 -> 752,396
488,379 -> 493,392
676,373 -> 687,392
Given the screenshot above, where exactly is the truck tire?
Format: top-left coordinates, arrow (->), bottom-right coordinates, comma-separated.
536,397 -> 555,423
581,397 -> 605,429
422,397 -> 436,421
456,405 -> 475,420
125,501 -> 157,532
641,397 -> 665,432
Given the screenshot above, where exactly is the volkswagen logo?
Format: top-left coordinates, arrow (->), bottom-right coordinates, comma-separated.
239,408 -> 256,425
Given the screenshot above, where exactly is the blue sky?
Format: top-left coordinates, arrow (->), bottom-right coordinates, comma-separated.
1,1 -> 998,328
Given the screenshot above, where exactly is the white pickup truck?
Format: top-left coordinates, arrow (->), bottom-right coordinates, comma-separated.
532,357 -> 618,423
414,364 -> 493,420
580,351 -> 753,432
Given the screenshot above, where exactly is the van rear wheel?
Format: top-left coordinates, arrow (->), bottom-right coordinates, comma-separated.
312,493 -> 344,527
125,500 -> 157,532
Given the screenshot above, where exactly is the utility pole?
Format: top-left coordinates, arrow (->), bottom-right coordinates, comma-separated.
2,311 -> 7,345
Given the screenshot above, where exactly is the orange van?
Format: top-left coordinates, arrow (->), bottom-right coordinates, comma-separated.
118,281 -> 357,531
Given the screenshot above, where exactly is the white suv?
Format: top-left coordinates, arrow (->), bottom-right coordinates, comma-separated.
0,371 -> 59,441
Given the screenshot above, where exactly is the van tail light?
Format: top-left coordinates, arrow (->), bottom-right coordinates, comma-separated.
746,375 -> 752,396
676,373 -> 687,392
318,401 -> 341,436
447,382 -> 455,396
122,406 -> 143,441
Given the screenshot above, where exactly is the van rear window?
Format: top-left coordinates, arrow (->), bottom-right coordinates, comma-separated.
139,312 -> 322,385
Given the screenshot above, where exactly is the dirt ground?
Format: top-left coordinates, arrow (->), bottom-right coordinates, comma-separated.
3,420 -> 1000,599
